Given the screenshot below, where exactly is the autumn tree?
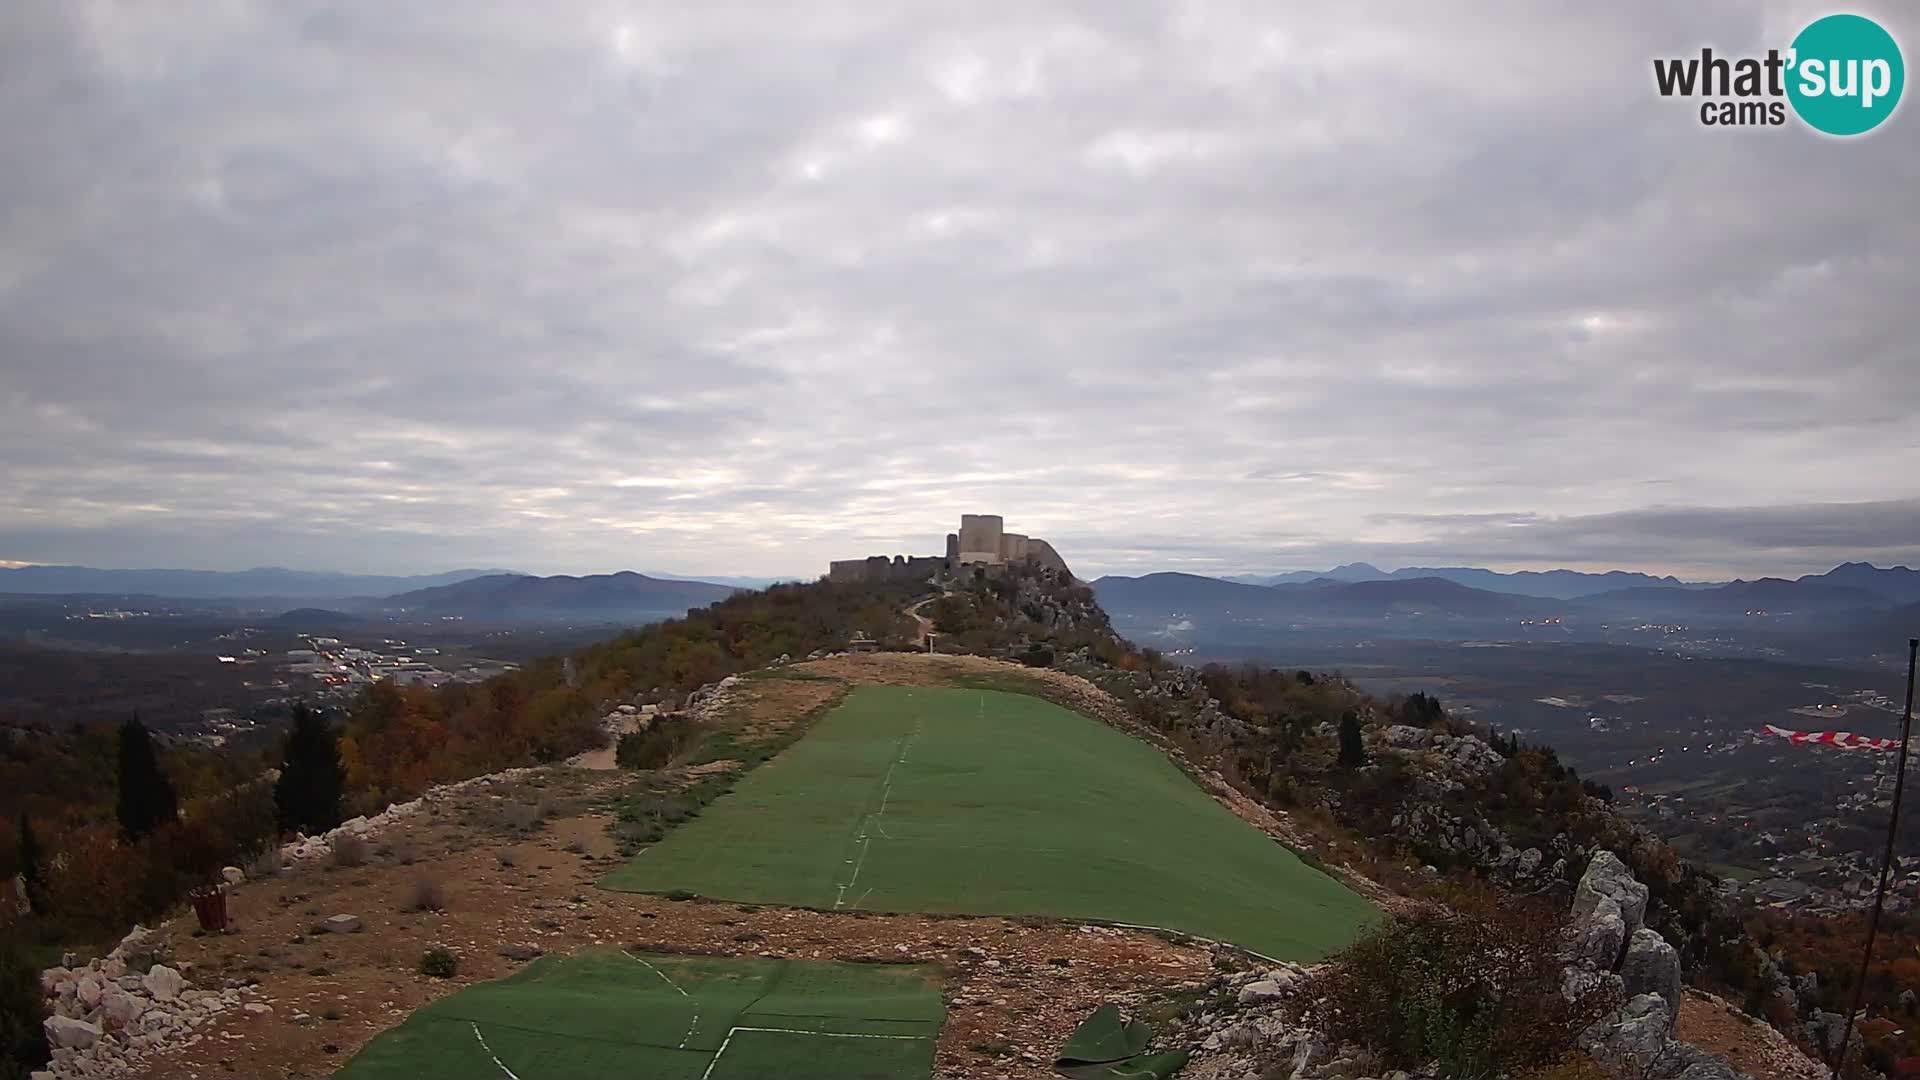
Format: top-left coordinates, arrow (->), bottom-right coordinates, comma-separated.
275,705 -> 345,836
115,718 -> 178,841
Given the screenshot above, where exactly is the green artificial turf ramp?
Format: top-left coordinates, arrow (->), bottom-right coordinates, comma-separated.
602,685 -> 1376,960
333,950 -> 943,1080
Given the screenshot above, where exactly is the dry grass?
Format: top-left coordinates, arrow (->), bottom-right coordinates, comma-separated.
404,878 -> 448,913
331,834 -> 369,868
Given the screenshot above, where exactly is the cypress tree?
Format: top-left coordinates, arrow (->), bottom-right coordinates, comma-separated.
1338,710 -> 1367,768
275,705 -> 345,836
116,718 -> 178,840
17,815 -> 43,916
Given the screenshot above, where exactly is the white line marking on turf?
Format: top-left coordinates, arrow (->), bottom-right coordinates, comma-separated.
702,1023 -> 930,1077
470,1023 -> 521,1080
624,951 -> 701,1048
834,714 -> 921,908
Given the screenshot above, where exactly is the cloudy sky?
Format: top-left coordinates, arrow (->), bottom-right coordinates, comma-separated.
2,2 -> 1916,581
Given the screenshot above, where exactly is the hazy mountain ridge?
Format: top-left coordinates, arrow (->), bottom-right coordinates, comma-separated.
0,565 -> 517,600
1226,563 -> 1706,598
378,571 -> 738,622
1101,561 -> 1920,624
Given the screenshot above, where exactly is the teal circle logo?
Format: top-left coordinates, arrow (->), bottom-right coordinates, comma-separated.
1787,14 -> 1904,135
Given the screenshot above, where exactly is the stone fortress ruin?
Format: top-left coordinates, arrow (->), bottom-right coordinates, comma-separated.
827,513 -> 1072,583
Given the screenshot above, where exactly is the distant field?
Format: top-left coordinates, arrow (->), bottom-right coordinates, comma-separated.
602,686 -> 1376,961
334,950 -> 943,1080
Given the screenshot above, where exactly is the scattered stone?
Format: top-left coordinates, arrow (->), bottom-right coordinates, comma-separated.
323,914 -> 362,934
98,991 -> 144,1032
142,965 -> 185,1002
221,866 -> 246,886
44,1016 -> 102,1051
497,945 -> 543,961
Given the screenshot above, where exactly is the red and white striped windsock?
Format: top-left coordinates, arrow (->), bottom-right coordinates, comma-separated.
1763,724 -> 1899,751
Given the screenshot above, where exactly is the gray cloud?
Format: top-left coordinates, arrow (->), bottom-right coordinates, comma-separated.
2,0 -> 1917,580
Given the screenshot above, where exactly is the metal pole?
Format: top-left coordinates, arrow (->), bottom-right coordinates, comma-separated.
1831,637 -> 1919,1075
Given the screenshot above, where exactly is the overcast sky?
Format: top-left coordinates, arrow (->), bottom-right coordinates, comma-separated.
2,2 -> 1916,581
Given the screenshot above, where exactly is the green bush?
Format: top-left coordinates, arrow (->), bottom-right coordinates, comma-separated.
1309,891 -> 1617,1078
419,947 -> 458,978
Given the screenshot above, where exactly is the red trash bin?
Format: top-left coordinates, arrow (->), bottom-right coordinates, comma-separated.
190,886 -> 229,932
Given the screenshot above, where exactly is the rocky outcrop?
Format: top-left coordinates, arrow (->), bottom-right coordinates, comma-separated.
1567,852 -> 1755,1080
1574,851 -> 1649,941
1619,928 -> 1681,1021
38,925 -> 264,1079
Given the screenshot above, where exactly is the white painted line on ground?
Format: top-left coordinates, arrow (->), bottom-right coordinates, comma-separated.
470,1022 -> 522,1080
835,714 -> 921,908
702,1021 -> 932,1075
623,950 -> 701,1048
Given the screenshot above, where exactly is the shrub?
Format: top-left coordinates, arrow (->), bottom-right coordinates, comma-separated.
247,844 -> 284,879
0,939 -> 49,1079
419,947 -> 458,978
1308,892 -> 1618,1079
615,719 -> 696,770
330,834 -> 368,869
406,878 -> 447,913
497,803 -> 541,833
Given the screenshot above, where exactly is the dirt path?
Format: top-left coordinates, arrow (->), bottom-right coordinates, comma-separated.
906,594 -> 939,647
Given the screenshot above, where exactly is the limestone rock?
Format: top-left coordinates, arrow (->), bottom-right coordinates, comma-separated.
142,965 -> 184,1002
1577,897 -> 1628,968
1574,851 -> 1648,941
1619,928 -> 1681,1026
1236,978 -> 1289,1005
323,914 -> 362,934
75,973 -> 104,1009
221,866 -> 246,886
1448,735 -> 1506,777
1515,847 -> 1543,877
1580,993 -> 1672,1076
1381,725 -> 1433,749
99,991 -> 144,1032
44,1015 -> 101,1050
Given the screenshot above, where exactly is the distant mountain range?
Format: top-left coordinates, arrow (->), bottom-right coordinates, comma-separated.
1100,562 -> 1920,624
0,565 -> 515,600
1223,562 -> 1707,599
377,572 -> 738,622
0,564 -> 778,603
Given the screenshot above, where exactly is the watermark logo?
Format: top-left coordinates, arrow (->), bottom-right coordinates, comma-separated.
1653,12 -> 1904,135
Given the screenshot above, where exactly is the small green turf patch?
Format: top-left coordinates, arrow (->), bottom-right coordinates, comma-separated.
602,686 -> 1377,961
334,950 -> 942,1080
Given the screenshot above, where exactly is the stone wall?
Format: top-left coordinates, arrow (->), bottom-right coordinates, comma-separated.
827,514 -> 1073,582
827,554 -> 946,584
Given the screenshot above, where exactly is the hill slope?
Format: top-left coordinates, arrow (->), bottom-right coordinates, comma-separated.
602,685 -> 1375,961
